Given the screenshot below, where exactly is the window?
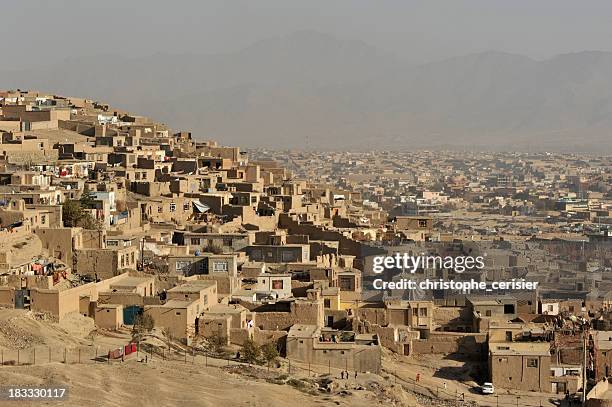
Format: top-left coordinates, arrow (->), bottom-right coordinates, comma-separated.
170,202 -> 176,212
339,277 -> 353,291
272,280 -> 284,289
191,238 -> 201,245
419,307 -> 428,317
41,215 -> 46,224
183,203 -> 190,210
527,358 -> 538,368
324,299 -> 331,308
485,310 -> 492,317
213,262 -> 228,272
503,304 -> 515,314
505,331 -> 513,342
413,308 -> 418,316
548,305 -> 554,312
418,219 -> 428,228
281,250 -> 295,262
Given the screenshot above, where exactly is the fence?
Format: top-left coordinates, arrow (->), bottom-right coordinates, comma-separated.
0,344 -> 144,366
0,346 -> 574,407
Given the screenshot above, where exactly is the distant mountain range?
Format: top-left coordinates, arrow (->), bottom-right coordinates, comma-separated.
2,30 -> 612,152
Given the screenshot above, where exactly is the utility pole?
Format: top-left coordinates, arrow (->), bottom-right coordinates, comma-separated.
140,237 -> 145,270
582,328 -> 588,405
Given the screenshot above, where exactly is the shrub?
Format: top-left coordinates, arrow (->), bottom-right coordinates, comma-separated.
208,332 -> 230,357
260,342 -> 279,364
241,338 -> 261,364
132,313 -> 154,335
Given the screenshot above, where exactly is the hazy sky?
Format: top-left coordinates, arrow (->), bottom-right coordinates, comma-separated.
3,0 -> 612,69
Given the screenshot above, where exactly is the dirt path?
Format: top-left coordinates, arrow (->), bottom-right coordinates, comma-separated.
383,353 -> 564,407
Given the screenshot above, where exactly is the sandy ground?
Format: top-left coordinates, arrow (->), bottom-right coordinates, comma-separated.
0,311 -> 418,406
0,310 -> 95,350
0,310 -> 568,407
0,355 -> 418,407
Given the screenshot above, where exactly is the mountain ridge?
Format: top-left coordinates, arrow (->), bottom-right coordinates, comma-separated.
2,31 -> 611,152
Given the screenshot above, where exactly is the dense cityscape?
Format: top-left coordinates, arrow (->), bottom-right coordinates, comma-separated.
0,90 -> 610,406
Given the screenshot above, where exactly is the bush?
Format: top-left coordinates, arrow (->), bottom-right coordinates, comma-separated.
241,338 -> 261,364
203,242 -> 224,254
208,332 -> 230,357
132,313 -> 154,335
62,199 -> 101,230
260,342 -> 279,364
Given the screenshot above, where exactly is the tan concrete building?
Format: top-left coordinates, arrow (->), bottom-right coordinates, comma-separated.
95,304 -> 124,330
489,342 -> 551,392
287,324 -> 381,373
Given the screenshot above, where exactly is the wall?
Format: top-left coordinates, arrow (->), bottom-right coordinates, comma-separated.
200,315 -> 231,345
587,380 -> 612,407
489,353 -> 551,392
95,306 -> 123,330
0,287 -> 15,307
411,332 -> 487,358
287,336 -> 381,373
253,328 -> 288,347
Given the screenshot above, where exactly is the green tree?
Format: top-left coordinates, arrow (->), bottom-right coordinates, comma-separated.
79,190 -> 96,209
62,200 -> 83,227
132,313 -> 154,336
260,342 -> 279,365
208,331 -> 229,357
241,338 -> 261,364
62,198 -> 100,230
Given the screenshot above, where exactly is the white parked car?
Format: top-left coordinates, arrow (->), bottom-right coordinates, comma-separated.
480,382 -> 495,394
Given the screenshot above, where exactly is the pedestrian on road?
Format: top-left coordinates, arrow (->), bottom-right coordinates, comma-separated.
354,371 -> 358,379
341,371 -> 345,379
